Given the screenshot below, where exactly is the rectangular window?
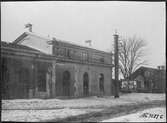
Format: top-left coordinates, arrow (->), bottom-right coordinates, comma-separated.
75,50 -> 82,60
100,57 -> 104,63
82,52 -> 88,61
92,54 -> 105,63
54,47 -> 59,56
71,50 -> 75,59
57,48 -> 66,57
66,49 -> 71,58
92,54 -> 100,63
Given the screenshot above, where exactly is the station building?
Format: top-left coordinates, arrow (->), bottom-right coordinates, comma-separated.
1,32 -> 114,99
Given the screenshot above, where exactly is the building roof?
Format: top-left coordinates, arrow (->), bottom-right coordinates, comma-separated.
1,41 -> 113,68
13,32 -> 113,55
137,66 -> 165,72
13,32 -> 51,44
130,66 -> 165,79
1,41 -> 44,54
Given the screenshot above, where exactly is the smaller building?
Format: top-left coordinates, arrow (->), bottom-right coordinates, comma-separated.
120,66 -> 166,93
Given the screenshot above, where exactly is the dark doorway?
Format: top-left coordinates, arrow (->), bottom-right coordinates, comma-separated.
37,68 -> 47,92
1,57 -> 10,99
99,73 -> 104,94
19,68 -> 30,98
83,72 -> 89,96
62,71 -> 71,96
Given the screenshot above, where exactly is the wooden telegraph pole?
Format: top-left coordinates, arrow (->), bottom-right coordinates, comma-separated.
113,31 -> 119,98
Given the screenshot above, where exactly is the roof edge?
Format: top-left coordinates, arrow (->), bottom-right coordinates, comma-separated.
13,32 -> 28,44
13,32 -> 113,55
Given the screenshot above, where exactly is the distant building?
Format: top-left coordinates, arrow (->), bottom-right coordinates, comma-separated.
1,32 -> 114,99
121,66 -> 166,93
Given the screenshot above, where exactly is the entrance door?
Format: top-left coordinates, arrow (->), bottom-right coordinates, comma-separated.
83,72 -> 89,96
19,68 -> 29,98
1,58 -> 10,99
62,71 -> 70,96
99,73 -> 104,94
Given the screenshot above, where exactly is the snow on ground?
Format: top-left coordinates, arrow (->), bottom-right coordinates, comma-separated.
102,107 -> 166,122
1,93 -> 165,122
2,108 -> 96,122
2,93 -> 165,110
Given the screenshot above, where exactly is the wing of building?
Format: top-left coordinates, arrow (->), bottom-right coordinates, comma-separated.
120,66 -> 166,93
1,32 -> 114,99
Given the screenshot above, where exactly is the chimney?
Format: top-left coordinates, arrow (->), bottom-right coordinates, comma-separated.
25,23 -> 32,32
160,65 -> 165,70
157,66 -> 161,70
157,65 -> 165,70
85,40 -> 92,47
161,66 -> 165,70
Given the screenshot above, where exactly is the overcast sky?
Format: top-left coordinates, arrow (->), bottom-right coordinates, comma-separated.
1,1 -> 166,68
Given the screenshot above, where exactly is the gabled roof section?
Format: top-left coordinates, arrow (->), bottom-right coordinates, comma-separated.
1,41 -> 44,54
130,66 -> 165,79
13,32 -> 113,55
13,32 -> 51,44
13,32 -> 28,44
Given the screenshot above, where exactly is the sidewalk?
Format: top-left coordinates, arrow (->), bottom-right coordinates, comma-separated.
2,93 -> 166,122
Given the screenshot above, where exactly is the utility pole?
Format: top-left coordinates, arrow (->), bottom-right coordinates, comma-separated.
113,31 -> 119,98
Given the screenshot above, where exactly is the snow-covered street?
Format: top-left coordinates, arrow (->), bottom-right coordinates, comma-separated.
1,93 -> 166,122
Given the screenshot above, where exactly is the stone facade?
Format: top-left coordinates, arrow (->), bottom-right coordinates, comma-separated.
1,41 -> 54,99
54,63 -> 112,97
2,32 -> 114,99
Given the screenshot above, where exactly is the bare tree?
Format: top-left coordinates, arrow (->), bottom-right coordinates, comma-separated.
119,36 -> 147,79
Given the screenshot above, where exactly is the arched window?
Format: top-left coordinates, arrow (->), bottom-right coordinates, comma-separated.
62,71 -> 71,96
37,68 -> 47,92
99,73 -> 104,93
1,57 -> 10,99
83,72 -> 89,96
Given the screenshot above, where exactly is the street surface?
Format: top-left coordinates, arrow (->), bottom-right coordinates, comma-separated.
2,93 -> 165,122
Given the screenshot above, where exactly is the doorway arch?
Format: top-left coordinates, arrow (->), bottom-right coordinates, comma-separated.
83,72 -> 89,96
99,73 -> 104,93
62,71 -> 71,96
